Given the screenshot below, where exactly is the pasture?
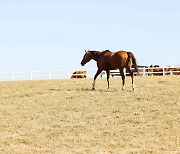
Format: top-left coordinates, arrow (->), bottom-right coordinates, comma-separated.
0,76 -> 179,153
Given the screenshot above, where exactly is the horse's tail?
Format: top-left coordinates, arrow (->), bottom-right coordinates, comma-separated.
127,52 -> 139,75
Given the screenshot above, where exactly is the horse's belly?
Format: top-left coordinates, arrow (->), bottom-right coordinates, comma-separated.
102,58 -> 120,70
110,66 -> 119,70
105,64 -> 118,70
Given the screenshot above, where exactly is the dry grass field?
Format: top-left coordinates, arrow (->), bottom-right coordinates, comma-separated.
0,76 -> 180,154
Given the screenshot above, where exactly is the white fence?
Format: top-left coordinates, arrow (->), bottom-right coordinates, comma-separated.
0,70 -> 98,81
0,67 -> 180,82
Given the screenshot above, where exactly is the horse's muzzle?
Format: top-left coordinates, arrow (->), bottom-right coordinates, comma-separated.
81,62 -> 84,66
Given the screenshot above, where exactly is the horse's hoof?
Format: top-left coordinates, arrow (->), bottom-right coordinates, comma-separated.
107,88 -> 110,92
91,88 -> 95,91
132,85 -> 135,91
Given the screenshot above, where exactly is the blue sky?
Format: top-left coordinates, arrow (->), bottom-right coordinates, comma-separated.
0,0 -> 180,72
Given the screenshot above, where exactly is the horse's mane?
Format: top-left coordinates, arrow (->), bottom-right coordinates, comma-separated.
90,51 -> 102,56
90,50 -> 111,56
102,50 -> 111,53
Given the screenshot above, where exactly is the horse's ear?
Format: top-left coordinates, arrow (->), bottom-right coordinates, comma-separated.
85,50 -> 86,53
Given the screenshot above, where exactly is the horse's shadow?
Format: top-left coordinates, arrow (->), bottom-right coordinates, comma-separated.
76,88 -> 91,92
76,88 -> 118,92
49,88 -> 61,91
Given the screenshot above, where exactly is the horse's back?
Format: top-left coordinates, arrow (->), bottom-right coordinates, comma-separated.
99,51 -> 128,70
111,51 -> 128,61
115,50 -> 128,57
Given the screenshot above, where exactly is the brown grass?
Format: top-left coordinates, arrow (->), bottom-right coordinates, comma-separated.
0,76 -> 180,153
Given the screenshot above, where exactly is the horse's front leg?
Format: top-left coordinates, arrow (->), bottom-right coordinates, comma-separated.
92,69 -> 102,90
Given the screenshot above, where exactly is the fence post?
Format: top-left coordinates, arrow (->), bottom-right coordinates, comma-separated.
11,72 -> 14,81
124,68 -> 126,76
48,70 -> 51,79
170,71 -> 173,76
30,71 -> 33,80
143,67 -> 146,76
67,70 -> 70,79
163,67 -> 165,76
86,69 -> 88,78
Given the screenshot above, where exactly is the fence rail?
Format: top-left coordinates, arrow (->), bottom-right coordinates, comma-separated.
0,67 -> 180,82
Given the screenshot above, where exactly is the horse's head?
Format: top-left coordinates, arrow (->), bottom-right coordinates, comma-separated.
81,50 -> 92,66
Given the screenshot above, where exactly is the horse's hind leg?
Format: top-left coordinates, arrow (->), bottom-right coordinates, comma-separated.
106,70 -> 110,91
126,67 -> 135,90
119,68 -> 125,90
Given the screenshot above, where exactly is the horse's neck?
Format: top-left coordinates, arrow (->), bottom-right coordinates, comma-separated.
91,51 -> 102,61
92,56 -> 98,61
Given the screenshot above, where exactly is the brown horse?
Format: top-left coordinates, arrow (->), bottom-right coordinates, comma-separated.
81,50 -> 139,91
